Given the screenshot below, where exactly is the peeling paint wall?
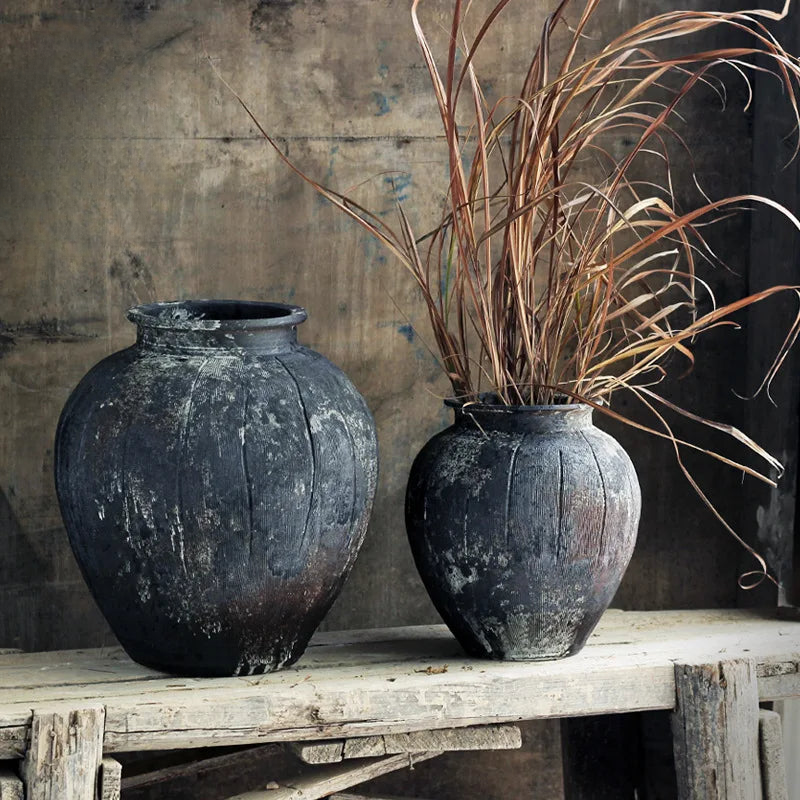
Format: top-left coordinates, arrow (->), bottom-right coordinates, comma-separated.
0,0 -> 767,797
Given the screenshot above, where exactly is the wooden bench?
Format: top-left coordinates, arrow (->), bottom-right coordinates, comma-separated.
0,609 -> 798,799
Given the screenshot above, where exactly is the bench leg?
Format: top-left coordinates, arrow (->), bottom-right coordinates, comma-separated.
21,707 -> 105,800
759,709 -> 788,800
99,757 -> 122,800
671,659 -> 761,800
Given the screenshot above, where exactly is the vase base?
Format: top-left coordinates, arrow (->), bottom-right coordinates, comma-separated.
458,640 -> 585,662
119,642 -> 305,678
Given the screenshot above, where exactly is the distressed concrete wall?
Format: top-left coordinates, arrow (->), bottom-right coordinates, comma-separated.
0,0 -> 771,797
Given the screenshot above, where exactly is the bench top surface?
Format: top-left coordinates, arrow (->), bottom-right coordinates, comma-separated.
0,608 -> 798,756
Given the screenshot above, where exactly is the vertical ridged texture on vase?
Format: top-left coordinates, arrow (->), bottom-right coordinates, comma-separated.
55,300 -> 378,676
406,402 -> 640,660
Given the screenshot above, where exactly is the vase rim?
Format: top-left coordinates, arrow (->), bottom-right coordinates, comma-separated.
445,396 -> 595,414
127,300 -> 307,332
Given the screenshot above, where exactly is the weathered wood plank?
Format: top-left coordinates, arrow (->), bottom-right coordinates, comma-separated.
296,724 -> 521,764
344,724 -> 522,760
758,671 -> 800,702
291,740 -> 345,764
671,660 -> 760,800
340,738 -> 385,760
759,710 -> 787,800
21,706 -> 105,800
93,660 -> 677,753
99,757 -> 122,800
0,764 -> 22,800
224,752 -> 440,800
0,610 -> 790,692
0,612 -> 796,758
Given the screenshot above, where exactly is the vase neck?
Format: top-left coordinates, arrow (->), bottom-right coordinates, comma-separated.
451,402 -> 593,433
129,300 -> 305,355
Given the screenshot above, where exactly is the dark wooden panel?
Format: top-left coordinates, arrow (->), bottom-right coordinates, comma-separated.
745,2 -> 800,608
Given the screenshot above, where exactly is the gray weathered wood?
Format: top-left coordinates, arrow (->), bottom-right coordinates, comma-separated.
291,740 -> 345,764
295,724 -> 521,764
20,706 -> 105,800
344,724 -> 521,760
759,710 -> 788,800
671,660 -> 760,800
0,611 -> 798,758
224,752 -> 440,800
99,757 -> 122,800
0,764 -> 22,800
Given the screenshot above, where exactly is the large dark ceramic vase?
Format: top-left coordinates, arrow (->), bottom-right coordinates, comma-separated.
55,300 -> 378,676
406,400 -> 640,661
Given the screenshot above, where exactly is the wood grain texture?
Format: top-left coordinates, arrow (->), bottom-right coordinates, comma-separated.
292,739 -> 345,765
759,710 -> 788,800
99,758 -> 122,800
295,724 -> 521,764
671,660 -> 760,800
224,752 -> 441,800
20,706 -> 105,800
0,611 -> 796,761
359,719 -> 563,800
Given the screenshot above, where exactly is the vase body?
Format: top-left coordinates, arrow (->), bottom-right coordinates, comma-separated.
55,300 -> 378,676
406,402 -> 640,660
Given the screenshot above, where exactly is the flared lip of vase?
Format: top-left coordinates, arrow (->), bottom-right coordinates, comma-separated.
127,300 -> 308,332
445,394 -> 595,432
444,394 -> 593,415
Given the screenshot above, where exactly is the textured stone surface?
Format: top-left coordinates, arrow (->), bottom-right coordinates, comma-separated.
55,301 -> 378,676
406,403 -> 641,660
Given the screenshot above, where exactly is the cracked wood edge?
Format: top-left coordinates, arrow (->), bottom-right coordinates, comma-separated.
21,706 -> 105,800
224,751 -> 441,800
0,665 -> 796,759
294,723 -> 522,763
671,660 -> 760,800
0,614 -> 798,759
291,739 -> 345,764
